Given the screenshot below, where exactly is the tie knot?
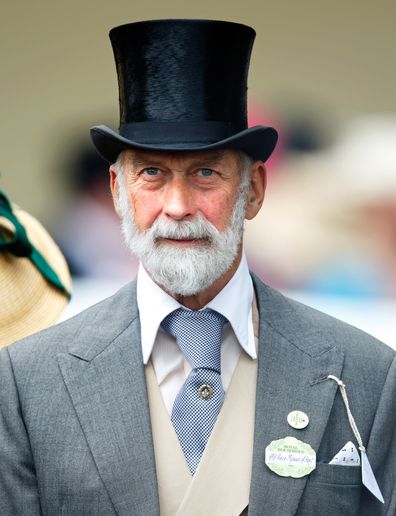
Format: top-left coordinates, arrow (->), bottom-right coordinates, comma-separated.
161,308 -> 227,371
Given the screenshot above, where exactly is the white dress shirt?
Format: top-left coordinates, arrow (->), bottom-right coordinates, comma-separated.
137,254 -> 256,414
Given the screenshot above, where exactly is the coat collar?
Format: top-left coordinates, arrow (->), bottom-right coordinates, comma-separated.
66,281 -> 139,362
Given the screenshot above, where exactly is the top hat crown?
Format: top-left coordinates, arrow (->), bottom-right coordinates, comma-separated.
90,19 -> 278,163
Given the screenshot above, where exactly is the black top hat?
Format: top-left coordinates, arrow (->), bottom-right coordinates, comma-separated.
90,19 -> 278,163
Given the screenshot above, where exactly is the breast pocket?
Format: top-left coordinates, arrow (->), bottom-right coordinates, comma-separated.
59,493 -> 115,516
296,463 -> 362,516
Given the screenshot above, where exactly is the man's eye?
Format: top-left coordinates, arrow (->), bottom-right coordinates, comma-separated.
197,168 -> 214,177
142,168 -> 160,176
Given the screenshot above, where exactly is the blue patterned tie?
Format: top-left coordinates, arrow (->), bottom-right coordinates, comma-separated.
161,308 -> 227,474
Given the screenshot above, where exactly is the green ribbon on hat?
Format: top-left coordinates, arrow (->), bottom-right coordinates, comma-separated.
0,191 -> 70,298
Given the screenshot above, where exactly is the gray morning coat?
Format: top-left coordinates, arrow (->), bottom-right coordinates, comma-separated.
0,275 -> 395,515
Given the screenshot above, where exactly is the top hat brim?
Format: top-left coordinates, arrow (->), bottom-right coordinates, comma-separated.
90,124 -> 278,164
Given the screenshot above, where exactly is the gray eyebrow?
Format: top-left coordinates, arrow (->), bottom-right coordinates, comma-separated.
130,158 -> 157,167
129,150 -> 226,169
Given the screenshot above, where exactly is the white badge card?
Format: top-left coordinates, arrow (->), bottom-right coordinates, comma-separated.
361,451 -> 384,504
325,375 -> 385,504
329,441 -> 360,466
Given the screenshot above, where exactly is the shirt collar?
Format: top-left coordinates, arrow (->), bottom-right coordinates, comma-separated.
206,254 -> 256,359
137,253 -> 256,364
137,264 -> 181,364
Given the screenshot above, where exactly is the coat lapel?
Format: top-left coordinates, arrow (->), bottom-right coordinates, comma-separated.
248,275 -> 344,516
57,282 -> 159,516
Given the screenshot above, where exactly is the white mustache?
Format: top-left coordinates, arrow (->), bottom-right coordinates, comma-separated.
147,215 -> 219,243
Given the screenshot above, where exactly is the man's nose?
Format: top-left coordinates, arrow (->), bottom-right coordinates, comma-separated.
163,178 -> 196,221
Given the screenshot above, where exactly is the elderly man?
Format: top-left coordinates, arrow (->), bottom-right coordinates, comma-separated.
0,19 -> 395,516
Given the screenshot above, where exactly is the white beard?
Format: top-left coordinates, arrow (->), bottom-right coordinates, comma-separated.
116,175 -> 249,296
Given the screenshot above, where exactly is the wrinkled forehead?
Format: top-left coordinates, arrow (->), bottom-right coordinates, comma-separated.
121,148 -> 241,169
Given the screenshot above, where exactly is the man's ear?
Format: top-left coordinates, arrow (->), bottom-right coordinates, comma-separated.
245,161 -> 266,220
109,167 -> 122,217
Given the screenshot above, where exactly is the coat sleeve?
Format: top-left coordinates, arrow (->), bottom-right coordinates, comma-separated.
361,353 -> 396,515
0,347 -> 42,515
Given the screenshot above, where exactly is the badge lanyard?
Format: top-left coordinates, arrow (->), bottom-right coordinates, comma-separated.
326,374 -> 384,504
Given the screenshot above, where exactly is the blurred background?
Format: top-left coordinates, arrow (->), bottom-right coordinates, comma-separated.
1,1 -> 395,348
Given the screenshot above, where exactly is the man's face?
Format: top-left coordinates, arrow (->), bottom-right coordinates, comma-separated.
116,149 -> 243,234
110,149 -> 265,296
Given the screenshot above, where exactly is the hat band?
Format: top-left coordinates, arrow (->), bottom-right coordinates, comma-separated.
120,121 -> 244,144
0,191 -> 70,298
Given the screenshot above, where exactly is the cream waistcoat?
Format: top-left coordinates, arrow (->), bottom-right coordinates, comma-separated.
145,303 -> 259,516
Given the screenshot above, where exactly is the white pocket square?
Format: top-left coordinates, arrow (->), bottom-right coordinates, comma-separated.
329,441 -> 360,466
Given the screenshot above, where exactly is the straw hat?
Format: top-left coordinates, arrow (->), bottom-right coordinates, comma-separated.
0,192 -> 72,348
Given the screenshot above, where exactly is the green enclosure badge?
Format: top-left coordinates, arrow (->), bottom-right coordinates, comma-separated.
265,436 -> 316,478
